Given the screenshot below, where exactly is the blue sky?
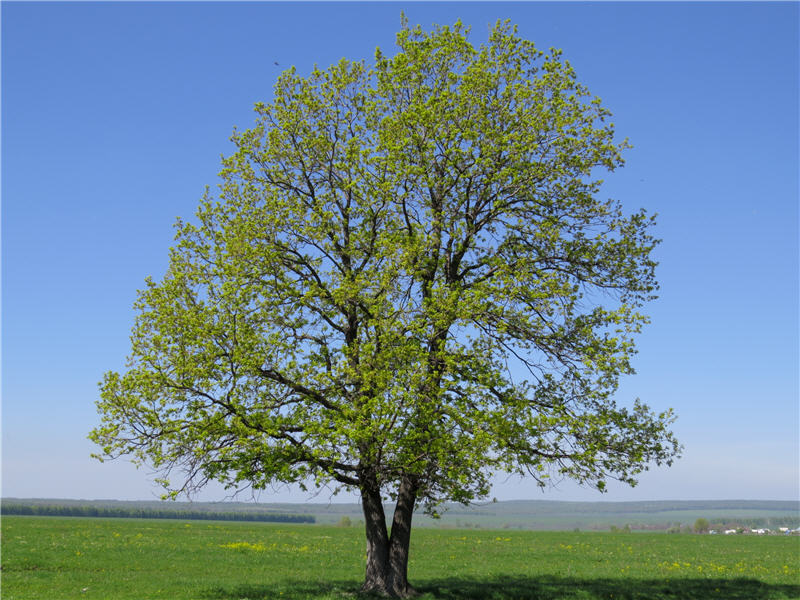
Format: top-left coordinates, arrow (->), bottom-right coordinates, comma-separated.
3,2 -> 798,504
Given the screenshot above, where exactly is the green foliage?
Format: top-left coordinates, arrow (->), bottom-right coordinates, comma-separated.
3,517 -> 799,599
694,518 -> 710,534
337,516 -> 353,528
90,19 -> 679,510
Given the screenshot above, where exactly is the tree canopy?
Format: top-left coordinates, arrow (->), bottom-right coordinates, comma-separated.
91,18 -> 680,597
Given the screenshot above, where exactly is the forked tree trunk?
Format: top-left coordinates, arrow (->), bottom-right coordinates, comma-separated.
360,477 -> 419,598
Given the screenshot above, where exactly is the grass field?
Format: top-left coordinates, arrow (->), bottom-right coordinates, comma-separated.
2,516 -> 799,599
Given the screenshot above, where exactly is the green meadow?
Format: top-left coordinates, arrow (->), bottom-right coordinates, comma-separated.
3,516 -> 799,599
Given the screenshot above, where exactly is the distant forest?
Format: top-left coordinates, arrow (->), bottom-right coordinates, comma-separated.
3,498 -> 798,531
1,502 -> 315,523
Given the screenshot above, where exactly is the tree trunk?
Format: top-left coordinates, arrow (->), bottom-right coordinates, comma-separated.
386,476 -> 418,597
359,477 -> 419,598
361,484 -> 391,594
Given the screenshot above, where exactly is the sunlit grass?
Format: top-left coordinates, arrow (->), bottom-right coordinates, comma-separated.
2,516 -> 799,599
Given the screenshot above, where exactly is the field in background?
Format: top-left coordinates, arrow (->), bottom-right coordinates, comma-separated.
4,498 -> 799,531
3,516 -> 799,600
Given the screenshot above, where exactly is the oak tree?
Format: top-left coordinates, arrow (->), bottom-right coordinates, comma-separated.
91,19 -> 680,597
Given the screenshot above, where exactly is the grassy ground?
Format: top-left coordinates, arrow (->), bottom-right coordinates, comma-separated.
2,516 -> 799,599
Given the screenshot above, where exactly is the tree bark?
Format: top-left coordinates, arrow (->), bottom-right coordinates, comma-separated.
360,476 -> 419,598
361,484 -> 390,594
386,476 -> 418,597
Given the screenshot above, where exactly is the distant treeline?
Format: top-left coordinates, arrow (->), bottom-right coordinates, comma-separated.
1,503 -> 314,523
708,516 -> 800,529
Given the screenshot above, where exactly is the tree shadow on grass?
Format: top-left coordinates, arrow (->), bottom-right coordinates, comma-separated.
201,575 -> 800,600
200,580 -> 357,600
416,575 -> 800,599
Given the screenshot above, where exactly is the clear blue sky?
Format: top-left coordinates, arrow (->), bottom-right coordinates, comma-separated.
3,2 -> 798,503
